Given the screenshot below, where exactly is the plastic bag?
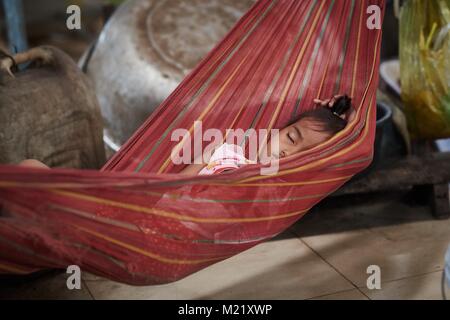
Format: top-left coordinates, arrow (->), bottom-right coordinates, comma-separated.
399,0 -> 450,140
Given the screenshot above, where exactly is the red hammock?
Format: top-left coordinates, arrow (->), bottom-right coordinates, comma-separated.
0,0 -> 384,285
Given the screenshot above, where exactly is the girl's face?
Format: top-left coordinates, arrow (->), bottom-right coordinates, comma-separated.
262,118 -> 332,160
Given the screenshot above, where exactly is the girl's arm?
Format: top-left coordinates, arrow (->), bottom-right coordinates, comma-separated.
179,163 -> 206,175
178,151 -> 209,175
178,143 -> 222,175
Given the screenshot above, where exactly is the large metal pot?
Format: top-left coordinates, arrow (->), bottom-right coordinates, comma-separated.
80,0 -> 255,151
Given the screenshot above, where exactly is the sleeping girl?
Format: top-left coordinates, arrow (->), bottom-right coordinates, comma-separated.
19,95 -> 355,174
180,94 -> 354,175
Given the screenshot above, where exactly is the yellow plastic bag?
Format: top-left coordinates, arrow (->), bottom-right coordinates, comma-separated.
400,0 -> 450,140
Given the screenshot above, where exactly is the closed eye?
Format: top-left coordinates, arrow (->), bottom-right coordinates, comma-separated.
294,126 -> 302,141
287,132 -> 295,144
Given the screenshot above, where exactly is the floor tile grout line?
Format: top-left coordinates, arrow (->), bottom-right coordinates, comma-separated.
305,288 -> 367,300
82,279 -> 96,300
356,269 -> 445,289
294,236 -> 372,300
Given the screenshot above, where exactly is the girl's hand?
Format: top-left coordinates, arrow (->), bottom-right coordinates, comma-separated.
314,95 -> 356,123
313,94 -> 346,108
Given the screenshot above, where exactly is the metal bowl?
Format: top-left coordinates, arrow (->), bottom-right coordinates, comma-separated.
79,0 -> 255,151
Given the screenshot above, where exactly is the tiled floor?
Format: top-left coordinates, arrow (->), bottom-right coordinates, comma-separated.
1,191 -> 449,300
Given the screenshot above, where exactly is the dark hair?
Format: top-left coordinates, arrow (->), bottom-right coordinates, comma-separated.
290,95 -> 352,135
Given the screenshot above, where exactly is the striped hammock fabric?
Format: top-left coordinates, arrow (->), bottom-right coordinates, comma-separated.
0,0 -> 384,285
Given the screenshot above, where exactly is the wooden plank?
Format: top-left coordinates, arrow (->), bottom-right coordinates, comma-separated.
334,152 -> 450,196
